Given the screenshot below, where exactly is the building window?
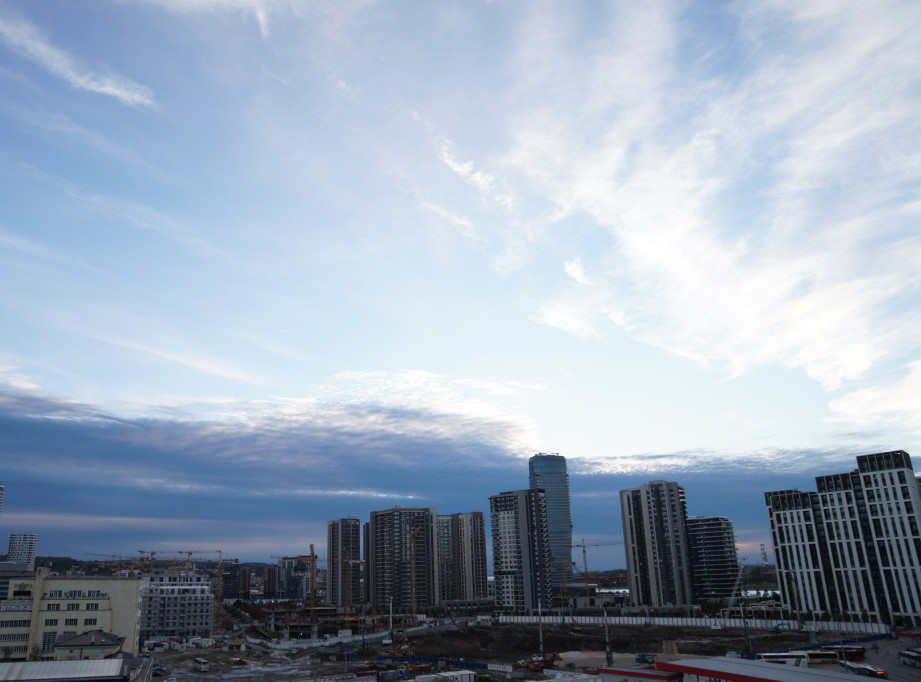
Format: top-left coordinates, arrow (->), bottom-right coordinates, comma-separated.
0,633 -> 28,641
44,619 -> 58,626
66,603 -> 79,611
83,618 -> 97,626
41,631 -> 57,652
85,603 -> 99,611
65,618 -> 78,626
47,603 -> 60,611
0,620 -> 30,628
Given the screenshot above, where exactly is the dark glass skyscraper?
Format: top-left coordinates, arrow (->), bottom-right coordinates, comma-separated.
528,452 -> 573,589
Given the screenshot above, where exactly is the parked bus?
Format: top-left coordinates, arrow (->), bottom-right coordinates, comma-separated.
898,649 -> 921,668
193,658 -> 209,672
839,660 -> 888,678
827,645 -> 866,661
791,650 -> 841,665
756,653 -> 808,666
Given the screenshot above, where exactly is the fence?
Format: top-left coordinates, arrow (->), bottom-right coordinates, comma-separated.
496,614 -> 890,635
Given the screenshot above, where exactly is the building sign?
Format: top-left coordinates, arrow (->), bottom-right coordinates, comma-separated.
0,605 -> 33,612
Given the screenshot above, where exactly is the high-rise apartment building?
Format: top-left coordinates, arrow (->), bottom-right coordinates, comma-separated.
436,512 -> 488,605
366,507 -> 439,612
7,533 -> 38,571
277,556 -> 312,601
620,481 -> 693,607
261,565 -> 278,599
490,489 -> 552,612
686,516 -> 739,601
327,517 -> 362,608
221,564 -> 251,601
765,450 -> 921,627
529,453 -> 573,589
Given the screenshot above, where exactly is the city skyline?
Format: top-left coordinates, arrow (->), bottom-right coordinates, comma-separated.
1,3 -> 920,566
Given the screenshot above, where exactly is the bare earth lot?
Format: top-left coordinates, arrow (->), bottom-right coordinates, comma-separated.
149,623 -> 834,681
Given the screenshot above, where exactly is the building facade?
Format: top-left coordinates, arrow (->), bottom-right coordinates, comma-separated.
620,481 -> 693,607
528,453 -> 573,590
0,568 -> 141,660
261,565 -> 278,599
277,557 -> 312,601
686,516 -> 739,602
436,512 -> 489,605
489,489 -> 552,612
327,517 -> 362,608
220,565 -> 250,602
366,507 -> 439,613
6,534 -> 38,571
139,571 -> 213,641
765,450 -> 921,627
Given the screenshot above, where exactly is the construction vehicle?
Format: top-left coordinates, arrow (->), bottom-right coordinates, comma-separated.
517,653 -> 558,671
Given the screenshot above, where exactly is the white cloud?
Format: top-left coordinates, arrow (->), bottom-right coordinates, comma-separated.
564,257 -> 589,285
0,363 -> 38,391
88,333 -> 261,385
0,11 -> 155,107
531,297 -> 603,341
501,1 -> 921,395
0,227 -> 101,273
436,136 -> 514,210
828,359 -> 921,436
134,0 -> 276,37
420,201 -> 479,240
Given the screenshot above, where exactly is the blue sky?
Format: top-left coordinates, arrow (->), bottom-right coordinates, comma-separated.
1,1 -> 919,569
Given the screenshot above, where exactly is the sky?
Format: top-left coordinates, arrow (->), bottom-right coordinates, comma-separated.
0,0 -> 920,570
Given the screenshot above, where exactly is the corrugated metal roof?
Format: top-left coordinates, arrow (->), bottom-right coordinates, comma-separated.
656,657 -> 848,682
0,659 -> 125,681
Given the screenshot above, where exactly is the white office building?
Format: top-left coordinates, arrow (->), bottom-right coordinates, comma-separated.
765,450 -> 921,627
6,533 -> 38,571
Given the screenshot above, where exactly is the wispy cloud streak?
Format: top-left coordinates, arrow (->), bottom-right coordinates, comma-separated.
500,2 -> 921,397
0,11 -> 155,107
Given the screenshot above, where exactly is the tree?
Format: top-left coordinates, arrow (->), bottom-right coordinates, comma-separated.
27,646 -> 42,661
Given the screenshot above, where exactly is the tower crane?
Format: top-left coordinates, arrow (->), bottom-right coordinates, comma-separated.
137,550 -> 158,574
86,554 -> 138,577
557,559 -> 577,597
568,539 -> 624,596
170,550 -> 207,574
211,549 -> 238,612
177,550 -> 239,620
271,547 -> 320,624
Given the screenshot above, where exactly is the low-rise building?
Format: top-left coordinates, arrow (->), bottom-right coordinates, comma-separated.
0,568 -> 141,660
0,658 -> 151,682
55,629 -> 126,660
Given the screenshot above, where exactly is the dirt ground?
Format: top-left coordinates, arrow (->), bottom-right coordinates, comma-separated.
149,623 -> 825,681
409,623 -> 816,662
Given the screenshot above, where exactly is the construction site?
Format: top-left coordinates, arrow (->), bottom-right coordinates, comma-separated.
144,618 -> 857,682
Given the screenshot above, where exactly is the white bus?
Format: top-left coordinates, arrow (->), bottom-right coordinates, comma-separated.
193,658 -> 209,672
756,652 -> 808,666
898,649 -> 921,668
